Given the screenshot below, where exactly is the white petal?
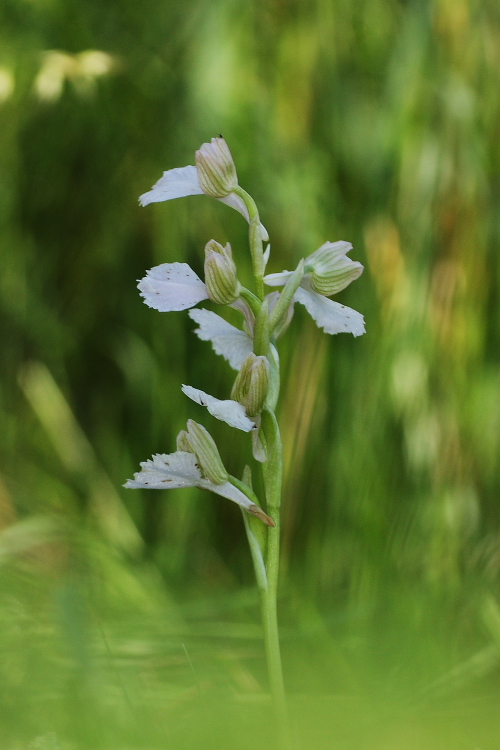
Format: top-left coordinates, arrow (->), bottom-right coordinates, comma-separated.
181,385 -> 255,432
188,309 -> 253,370
124,451 -> 202,489
138,263 -> 208,312
197,478 -> 255,512
294,287 -> 365,337
139,166 -> 203,206
263,270 -> 293,287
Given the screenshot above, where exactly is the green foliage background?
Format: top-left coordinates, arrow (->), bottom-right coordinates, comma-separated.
1,0 -> 500,747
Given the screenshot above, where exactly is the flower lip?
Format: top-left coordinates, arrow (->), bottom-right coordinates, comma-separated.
139,165 -> 203,207
188,308 -> 253,370
181,384 -> 255,431
138,262 -> 208,312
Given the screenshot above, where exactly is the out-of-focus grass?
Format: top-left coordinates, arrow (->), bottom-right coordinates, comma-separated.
1,0 -> 500,746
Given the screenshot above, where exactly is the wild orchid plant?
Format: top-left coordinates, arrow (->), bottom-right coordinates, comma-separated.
125,138 -> 365,746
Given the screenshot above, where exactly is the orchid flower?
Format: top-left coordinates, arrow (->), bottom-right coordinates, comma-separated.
124,450 -> 272,526
139,138 -> 268,241
264,241 -> 365,337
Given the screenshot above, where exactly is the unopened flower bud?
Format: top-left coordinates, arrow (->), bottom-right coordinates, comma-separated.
231,353 -> 270,418
195,137 -> 238,198
185,420 -> 229,485
204,240 -> 241,305
306,241 -> 363,297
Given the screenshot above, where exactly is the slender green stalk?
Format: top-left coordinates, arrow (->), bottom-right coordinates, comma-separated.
233,185 -> 265,300
261,409 -> 290,748
236,184 -> 291,747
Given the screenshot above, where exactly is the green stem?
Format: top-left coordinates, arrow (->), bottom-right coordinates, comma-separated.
233,186 -> 265,300
261,408 -> 291,749
236,185 -> 289,745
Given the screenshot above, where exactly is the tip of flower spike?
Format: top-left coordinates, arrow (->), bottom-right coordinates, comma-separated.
248,504 -> 275,527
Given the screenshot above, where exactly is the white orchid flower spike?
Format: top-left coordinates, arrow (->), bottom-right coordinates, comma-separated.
264,241 -> 366,337
124,451 -> 273,526
139,138 -> 268,241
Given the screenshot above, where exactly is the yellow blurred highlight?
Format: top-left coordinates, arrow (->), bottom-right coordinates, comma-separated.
364,217 -> 409,319
18,361 -> 142,555
34,49 -> 117,101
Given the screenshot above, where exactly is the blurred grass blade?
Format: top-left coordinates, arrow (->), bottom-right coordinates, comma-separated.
19,361 -> 143,555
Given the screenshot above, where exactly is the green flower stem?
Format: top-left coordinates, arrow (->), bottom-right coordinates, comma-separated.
261,407 -> 290,749
238,185 -> 290,746
233,186 -> 265,300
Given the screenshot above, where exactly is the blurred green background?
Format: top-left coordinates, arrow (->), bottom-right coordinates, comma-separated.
1,0 -> 500,747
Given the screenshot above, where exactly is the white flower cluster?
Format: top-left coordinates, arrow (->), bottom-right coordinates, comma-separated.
125,138 -> 365,524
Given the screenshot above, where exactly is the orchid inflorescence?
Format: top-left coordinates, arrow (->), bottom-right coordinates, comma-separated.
124,137 -> 364,740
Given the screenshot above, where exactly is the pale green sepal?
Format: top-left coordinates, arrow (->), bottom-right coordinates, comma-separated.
230,353 -> 270,418
186,420 -> 228,484
195,137 -> 238,198
246,356 -> 270,417
204,240 -> 241,305
307,241 -> 363,296
176,430 -> 193,453
230,353 -> 255,404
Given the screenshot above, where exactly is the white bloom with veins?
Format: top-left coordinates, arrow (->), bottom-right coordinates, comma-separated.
139,163 -> 268,241
264,241 -> 365,337
124,451 -> 273,525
